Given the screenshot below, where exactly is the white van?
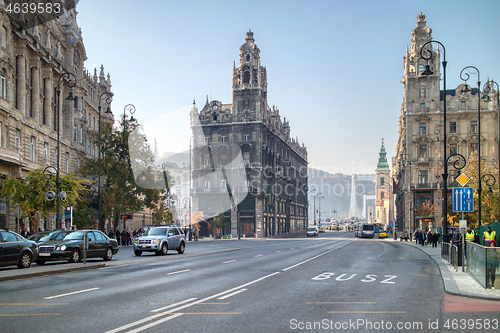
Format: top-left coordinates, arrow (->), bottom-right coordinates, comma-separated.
306,226 -> 319,237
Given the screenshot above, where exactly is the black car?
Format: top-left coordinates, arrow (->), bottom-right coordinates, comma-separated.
37,230 -> 119,264
27,231 -> 52,243
0,229 -> 39,268
35,230 -> 75,245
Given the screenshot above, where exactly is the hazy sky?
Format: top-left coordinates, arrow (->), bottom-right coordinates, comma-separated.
76,0 -> 500,176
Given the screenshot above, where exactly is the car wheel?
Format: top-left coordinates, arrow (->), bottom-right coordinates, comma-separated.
134,250 -> 142,256
18,252 -> 32,269
35,260 -> 46,265
161,242 -> 168,255
68,249 -> 81,263
177,242 -> 185,254
103,247 -> 113,261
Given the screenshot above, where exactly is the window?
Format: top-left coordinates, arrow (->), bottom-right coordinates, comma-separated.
73,126 -> 77,142
30,136 -> 36,162
419,144 -> 427,158
220,135 -> 227,143
244,133 -> 250,142
15,128 -> 20,147
246,54 -> 250,61
65,152 -> 69,173
470,143 -> 478,153
203,178 -> 210,189
243,71 -> 250,84
380,191 -> 384,200
0,121 -> 2,147
80,125 -> 83,144
419,89 -> 426,99
77,158 -> 80,168
203,154 -> 210,166
449,144 -> 457,155
450,122 -> 456,133
220,152 -> 227,165
204,137 -> 210,145
220,179 -> 226,188
243,151 -> 250,161
418,170 -> 428,184
461,101 -> 466,107
419,123 -> 426,134
420,103 -> 425,108
74,96 -> 78,109
471,121 -> 477,133
0,71 -> 6,99
380,177 -> 385,186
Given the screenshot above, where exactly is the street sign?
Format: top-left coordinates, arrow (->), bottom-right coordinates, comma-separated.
456,173 -> 470,187
453,187 -> 474,212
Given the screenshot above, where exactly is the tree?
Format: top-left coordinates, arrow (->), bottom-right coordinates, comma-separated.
191,211 -> 206,231
79,117 -> 168,231
415,200 -> 435,217
152,201 -> 173,225
1,169 -> 87,231
211,213 -> 225,238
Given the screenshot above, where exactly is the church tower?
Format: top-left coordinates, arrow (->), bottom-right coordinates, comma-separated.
232,30 -> 268,122
402,13 -> 441,114
376,139 -> 391,203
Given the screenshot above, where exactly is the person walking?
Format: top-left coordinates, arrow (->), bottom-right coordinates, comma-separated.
421,230 -> 426,246
484,226 -> 497,246
486,240 -> 498,289
116,229 -> 121,246
426,230 -> 432,246
415,230 -> 420,245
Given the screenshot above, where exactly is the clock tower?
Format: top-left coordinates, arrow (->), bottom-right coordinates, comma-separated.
232,30 -> 268,122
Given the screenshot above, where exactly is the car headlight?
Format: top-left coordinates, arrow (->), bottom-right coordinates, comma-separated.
133,239 -> 140,244
60,245 -> 66,251
154,239 -> 161,243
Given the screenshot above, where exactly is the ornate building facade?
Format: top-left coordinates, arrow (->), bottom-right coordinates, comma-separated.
393,13 -> 498,233
191,31 -> 308,238
0,4 -> 113,231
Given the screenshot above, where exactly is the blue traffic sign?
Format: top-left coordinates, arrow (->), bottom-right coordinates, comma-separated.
453,187 -> 474,212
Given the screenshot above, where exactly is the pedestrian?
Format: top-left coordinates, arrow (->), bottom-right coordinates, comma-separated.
403,230 -> 408,241
108,229 -> 115,239
126,230 -> 131,246
421,230 -> 426,246
431,231 -> 438,247
465,226 -> 476,243
484,226 -> 497,246
415,230 -> 420,245
427,230 -> 432,246
436,231 -> 441,244
116,229 -> 121,245
486,240 -> 498,289
132,229 -> 137,238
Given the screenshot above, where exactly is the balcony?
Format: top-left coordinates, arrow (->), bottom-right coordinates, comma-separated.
412,182 -> 439,189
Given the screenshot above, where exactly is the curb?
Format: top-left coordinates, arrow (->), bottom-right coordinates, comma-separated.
392,240 -> 500,301
0,263 -> 106,282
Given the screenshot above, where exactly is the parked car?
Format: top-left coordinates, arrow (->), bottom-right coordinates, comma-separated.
36,230 -> 119,264
0,229 -> 38,268
133,226 -> 185,256
27,231 -> 52,243
31,230 -> 75,245
306,226 -> 319,237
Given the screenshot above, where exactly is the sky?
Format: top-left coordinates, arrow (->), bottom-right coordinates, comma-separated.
75,0 -> 500,176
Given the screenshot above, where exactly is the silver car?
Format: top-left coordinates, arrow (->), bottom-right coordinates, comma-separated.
132,227 -> 185,256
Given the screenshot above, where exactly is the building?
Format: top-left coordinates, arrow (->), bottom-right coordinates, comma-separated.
0,5 -> 113,231
191,30 -> 308,238
393,13 -> 498,233
375,140 -> 392,227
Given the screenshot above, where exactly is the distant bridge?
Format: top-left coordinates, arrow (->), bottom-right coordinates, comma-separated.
348,174 -> 376,219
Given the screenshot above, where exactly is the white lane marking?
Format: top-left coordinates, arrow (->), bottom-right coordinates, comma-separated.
106,272 -> 280,333
223,260 -> 236,264
218,289 -> 247,300
254,254 -> 263,257
44,287 -> 100,300
275,251 -> 281,253
151,298 -> 197,313
127,313 -> 184,333
377,242 -> 387,259
99,264 -> 131,270
290,248 -> 295,250
282,241 -> 353,271
166,269 -> 191,276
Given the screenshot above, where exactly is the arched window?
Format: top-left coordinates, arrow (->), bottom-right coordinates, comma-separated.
243,71 -> 250,84
0,69 -> 6,99
246,54 -> 250,61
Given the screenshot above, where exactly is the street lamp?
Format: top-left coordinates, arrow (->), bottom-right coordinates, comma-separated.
480,174 -> 497,195
55,72 -> 76,229
420,40 -> 449,241
402,152 -> 412,235
97,92 -> 113,231
313,193 -> 323,226
121,104 -> 135,230
460,66 -> 483,227
309,188 -> 316,225
483,80 -> 499,202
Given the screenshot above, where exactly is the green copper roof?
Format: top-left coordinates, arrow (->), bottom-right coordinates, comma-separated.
376,141 -> 390,171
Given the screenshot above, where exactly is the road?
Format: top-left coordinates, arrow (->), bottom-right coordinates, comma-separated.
1,232 -> 499,332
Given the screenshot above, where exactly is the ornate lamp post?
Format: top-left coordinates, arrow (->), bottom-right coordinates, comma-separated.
420,40 -> 449,241
402,152 -> 412,235
313,192 -> 322,226
483,80 -> 499,202
460,66 -> 483,227
98,92 -> 113,231
55,72 -> 76,229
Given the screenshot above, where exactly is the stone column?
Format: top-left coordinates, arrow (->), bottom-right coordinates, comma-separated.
42,70 -> 53,128
16,54 -> 26,114
31,64 -> 40,122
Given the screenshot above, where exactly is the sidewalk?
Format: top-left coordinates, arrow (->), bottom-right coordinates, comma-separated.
0,261 -> 105,282
385,238 -> 500,301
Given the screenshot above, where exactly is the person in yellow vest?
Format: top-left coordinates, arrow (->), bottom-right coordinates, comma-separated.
484,226 -> 497,246
465,226 -> 476,243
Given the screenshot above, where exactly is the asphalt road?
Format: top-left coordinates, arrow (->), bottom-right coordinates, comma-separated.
1,232 -> 500,333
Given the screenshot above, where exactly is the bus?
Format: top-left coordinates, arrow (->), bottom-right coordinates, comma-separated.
372,223 -> 382,233
354,223 -> 375,238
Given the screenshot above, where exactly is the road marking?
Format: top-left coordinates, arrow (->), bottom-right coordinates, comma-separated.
151,302 -> 229,305
166,269 -> 191,276
306,302 -> 376,304
377,242 -> 387,258
44,287 -> 100,300
254,254 -> 263,257
327,311 -> 406,314
106,271 -> 280,333
0,303 -> 68,306
282,241 -> 353,271
218,289 -> 247,300
0,313 -> 60,316
99,264 -> 131,269
223,260 -> 236,264
275,251 -> 281,253
150,312 -> 241,315
290,248 -> 295,250
151,298 -> 197,313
